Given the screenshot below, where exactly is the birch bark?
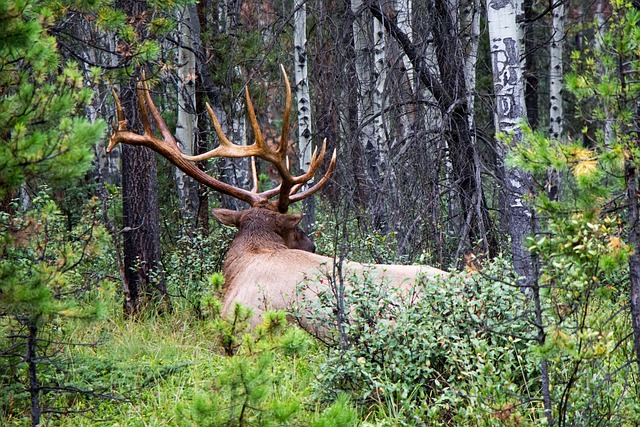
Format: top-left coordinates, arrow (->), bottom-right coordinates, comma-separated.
549,0 -> 564,138
352,0 -> 389,228
486,0 -> 531,277
294,0 -> 316,230
486,0 -> 550,422
294,0 -> 313,175
175,7 -> 199,223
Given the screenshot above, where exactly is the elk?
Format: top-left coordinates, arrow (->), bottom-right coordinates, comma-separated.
108,66 -> 448,326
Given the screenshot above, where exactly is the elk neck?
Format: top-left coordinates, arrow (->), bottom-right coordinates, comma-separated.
226,209 -> 290,257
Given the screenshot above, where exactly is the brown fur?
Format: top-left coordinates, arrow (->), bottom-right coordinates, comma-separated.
214,208 -> 448,326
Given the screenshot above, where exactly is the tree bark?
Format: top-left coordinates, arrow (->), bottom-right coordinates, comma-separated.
116,0 -> 168,314
486,0 -> 549,421
352,0 -> 390,230
294,0 -> 316,232
174,6 -> 200,226
27,321 -> 40,427
625,160 -> 640,376
121,136 -> 168,313
485,0 -> 533,284
549,0 -> 564,139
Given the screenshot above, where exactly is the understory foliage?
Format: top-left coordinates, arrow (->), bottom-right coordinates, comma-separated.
507,1 -> 640,424
0,193 -> 114,424
300,259 -> 539,426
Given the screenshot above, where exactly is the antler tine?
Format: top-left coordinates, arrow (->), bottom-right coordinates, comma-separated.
108,78 -> 263,207
245,85 -> 267,153
287,140 -> 329,196
250,157 -> 259,193
137,75 -> 178,147
107,88 -> 127,153
112,88 -> 126,130
289,148 -> 337,203
182,103 -> 263,162
277,64 -> 292,158
136,80 -> 154,137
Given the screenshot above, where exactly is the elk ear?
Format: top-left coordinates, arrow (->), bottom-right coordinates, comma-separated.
277,213 -> 302,230
212,208 -> 243,228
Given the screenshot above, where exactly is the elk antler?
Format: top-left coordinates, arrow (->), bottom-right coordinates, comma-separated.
108,66 -> 336,212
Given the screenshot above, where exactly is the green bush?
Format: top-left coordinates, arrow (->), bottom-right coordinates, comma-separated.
305,257 -> 540,426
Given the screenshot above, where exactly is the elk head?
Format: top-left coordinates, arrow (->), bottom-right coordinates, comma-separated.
107,65 -> 336,252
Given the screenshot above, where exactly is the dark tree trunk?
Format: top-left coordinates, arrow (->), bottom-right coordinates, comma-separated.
27,321 -> 40,427
116,0 -> 167,314
625,160 -> 640,376
121,140 -> 167,313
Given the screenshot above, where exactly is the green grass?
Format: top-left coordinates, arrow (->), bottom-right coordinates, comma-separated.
0,283 -> 343,427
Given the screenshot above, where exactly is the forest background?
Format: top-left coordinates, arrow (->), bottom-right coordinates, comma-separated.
3,0 -> 640,425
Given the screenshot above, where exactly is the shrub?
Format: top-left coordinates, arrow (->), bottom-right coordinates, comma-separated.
305,257 -> 540,426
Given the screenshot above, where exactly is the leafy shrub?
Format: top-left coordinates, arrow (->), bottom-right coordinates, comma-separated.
163,226 -> 234,316
305,257 -> 540,426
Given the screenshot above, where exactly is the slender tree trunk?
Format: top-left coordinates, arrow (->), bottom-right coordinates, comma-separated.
523,0 -> 539,129
485,0 -> 533,284
461,0 -> 481,123
486,0 -> 549,421
116,0 -> 168,314
174,6 -> 199,226
625,161 -> 640,376
27,321 -> 40,427
351,0 -> 389,230
547,0 -> 565,201
294,0 -> 316,231
549,0 -> 564,139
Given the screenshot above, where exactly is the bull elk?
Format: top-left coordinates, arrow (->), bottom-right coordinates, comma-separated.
108,66 -> 447,327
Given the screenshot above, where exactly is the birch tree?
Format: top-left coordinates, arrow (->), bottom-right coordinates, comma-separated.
460,0 -> 481,125
294,0 -> 315,229
549,0 -> 565,139
486,0 -> 550,422
174,7 -> 199,224
294,0 -> 312,175
351,0 -> 389,229
486,0 -> 532,285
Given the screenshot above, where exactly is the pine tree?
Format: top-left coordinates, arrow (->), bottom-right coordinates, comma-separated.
0,1 -> 106,425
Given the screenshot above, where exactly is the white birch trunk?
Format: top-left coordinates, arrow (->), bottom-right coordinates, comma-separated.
352,0 -> 389,227
595,0 -> 613,146
175,7 -> 199,221
461,0 -> 481,125
351,0 -> 375,156
395,0 -> 414,94
549,0 -> 564,139
486,0 -> 533,276
487,3 -> 551,421
486,0 -> 526,134
294,0 -> 313,175
372,17 -> 388,175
